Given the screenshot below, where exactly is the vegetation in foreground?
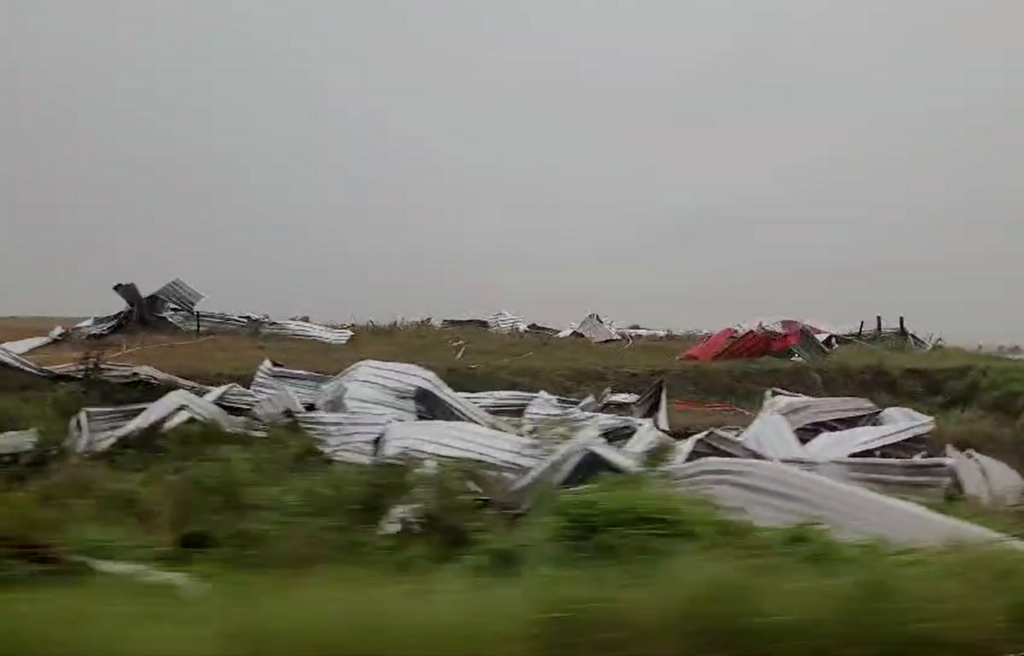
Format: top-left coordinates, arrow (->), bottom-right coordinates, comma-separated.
3,421 -> 1024,654
5,321 -> 1024,653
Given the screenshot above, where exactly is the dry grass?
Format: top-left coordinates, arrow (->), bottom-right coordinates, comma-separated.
0,317 -> 83,343
13,321 -> 698,382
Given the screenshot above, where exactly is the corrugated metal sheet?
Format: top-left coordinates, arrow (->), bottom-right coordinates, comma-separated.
569,313 -> 621,343
521,391 -> 644,439
0,428 -> 40,455
665,457 -> 1022,548
150,278 -> 206,313
802,419 -> 934,460
316,360 -> 517,433
0,326 -> 66,356
69,390 -> 249,453
738,411 -> 807,460
715,330 -> 774,360
947,445 -> 1024,508
0,345 -> 60,377
49,362 -> 259,412
250,359 -> 332,407
379,421 -> 542,471
487,310 -> 528,334
669,429 -> 768,466
66,278 -> 354,346
166,310 -> 354,345
295,411 -> 391,465
762,392 -> 880,430
783,457 -> 955,501
458,390 -> 580,416
680,328 -> 737,361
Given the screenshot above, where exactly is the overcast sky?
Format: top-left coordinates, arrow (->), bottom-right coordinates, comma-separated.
2,1 -> 1021,343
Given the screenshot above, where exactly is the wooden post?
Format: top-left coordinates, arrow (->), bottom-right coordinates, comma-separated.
857,320 -> 864,338
876,315 -> 883,335
898,316 -> 906,336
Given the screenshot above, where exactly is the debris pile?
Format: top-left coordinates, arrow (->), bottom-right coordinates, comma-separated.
680,320 -> 833,362
681,316 -> 936,362
67,278 -> 354,347
3,345 -> 1019,549
671,388 -> 1024,508
442,311 -> 672,343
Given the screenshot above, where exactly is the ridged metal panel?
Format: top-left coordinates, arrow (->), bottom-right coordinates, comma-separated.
458,390 -> 580,416
151,278 -> 206,312
250,359 -> 332,407
486,310 -> 528,334
317,360 -> 516,433
665,457 -> 1021,548
0,428 -> 40,455
571,313 -> 621,343
167,310 -> 354,345
70,390 -> 247,453
783,457 -> 955,501
379,420 -> 543,472
803,419 -> 935,460
295,411 -> 391,465
762,393 -> 880,430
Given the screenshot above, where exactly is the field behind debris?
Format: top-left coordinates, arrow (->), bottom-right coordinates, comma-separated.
6,318 -> 1024,654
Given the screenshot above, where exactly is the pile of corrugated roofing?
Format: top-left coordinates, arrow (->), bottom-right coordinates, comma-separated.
71,278 -> 354,345
670,388 -> 1024,509
680,320 -> 833,362
441,311 -> 670,342
1,349 -> 1014,549
681,316 -> 937,362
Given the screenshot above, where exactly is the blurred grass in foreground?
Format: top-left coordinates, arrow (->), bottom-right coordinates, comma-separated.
4,546 -> 1024,656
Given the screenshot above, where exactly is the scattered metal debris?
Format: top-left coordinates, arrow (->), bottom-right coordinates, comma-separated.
559,313 -> 621,343
670,389 -> 1023,509
3,344 -> 1011,548
65,278 -> 354,345
0,428 -> 39,455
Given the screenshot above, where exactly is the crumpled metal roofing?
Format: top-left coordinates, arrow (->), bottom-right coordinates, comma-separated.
64,277 -> 354,346
521,391 -> 645,440
69,390 -> 250,453
783,457 -> 955,501
486,310 -> 529,334
50,362 -> 259,412
0,326 -> 67,356
165,310 -> 354,345
150,278 -> 206,313
802,418 -> 935,460
670,429 -> 766,466
316,360 -> 517,433
565,313 -> 621,343
0,428 -> 40,455
738,411 -> 808,460
947,445 -> 1024,507
250,359 -> 332,407
665,457 -> 1022,548
457,390 -> 580,416
296,411 -> 391,465
761,390 -> 880,430
379,420 -> 542,471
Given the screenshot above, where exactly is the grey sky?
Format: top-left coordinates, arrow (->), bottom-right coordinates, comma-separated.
2,1 -> 1021,343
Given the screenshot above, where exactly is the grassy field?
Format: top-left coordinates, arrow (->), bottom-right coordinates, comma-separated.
6,318 -> 1024,653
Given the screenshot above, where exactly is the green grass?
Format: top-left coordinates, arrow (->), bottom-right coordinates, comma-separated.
5,542 -> 1024,655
